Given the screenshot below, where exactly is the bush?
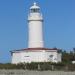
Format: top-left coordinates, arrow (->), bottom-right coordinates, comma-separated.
0,62 -> 75,71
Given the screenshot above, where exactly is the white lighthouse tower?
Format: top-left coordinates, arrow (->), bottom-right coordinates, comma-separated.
11,2 -> 62,64
28,2 -> 44,48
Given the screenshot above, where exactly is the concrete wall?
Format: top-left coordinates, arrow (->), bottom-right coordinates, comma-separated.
57,53 -> 62,62
0,70 -> 75,75
11,50 -> 61,64
12,52 -> 21,64
45,51 -> 58,62
21,50 -> 46,63
12,50 -> 46,64
28,13 -> 44,48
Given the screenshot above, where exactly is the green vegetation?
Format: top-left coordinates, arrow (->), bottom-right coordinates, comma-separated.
62,49 -> 75,64
0,62 -> 75,71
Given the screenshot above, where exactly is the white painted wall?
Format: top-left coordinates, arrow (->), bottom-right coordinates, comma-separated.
45,50 -> 58,62
11,50 -> 61,64
11,52 -> 21,64
57,53 -> 62,62
21,50 -> 45,63
28,13 -> 44,48
28,20 -> 44,48
12,50 -> 46,64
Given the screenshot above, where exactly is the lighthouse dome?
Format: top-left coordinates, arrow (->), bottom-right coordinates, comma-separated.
28,2 -> 43,21
30,2 -> 40,10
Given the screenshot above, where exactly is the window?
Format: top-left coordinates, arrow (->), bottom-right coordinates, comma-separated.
49,55 -> 53,61
24,56 -> 29,57
31,9 -> 39,13
49,55 -> 53,58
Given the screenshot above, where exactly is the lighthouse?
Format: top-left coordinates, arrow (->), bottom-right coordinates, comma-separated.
11,2 -> 62,64
28,2 -> 44,48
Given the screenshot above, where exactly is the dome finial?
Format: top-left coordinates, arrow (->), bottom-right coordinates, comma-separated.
33,2 -> 37,6
30,2 -> 40,10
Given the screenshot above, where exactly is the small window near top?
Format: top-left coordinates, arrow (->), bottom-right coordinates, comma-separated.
31,9 -> 39,13
24,56 -> 29,57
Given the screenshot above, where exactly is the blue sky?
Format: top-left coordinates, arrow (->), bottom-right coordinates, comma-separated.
0,0 -> 75,63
